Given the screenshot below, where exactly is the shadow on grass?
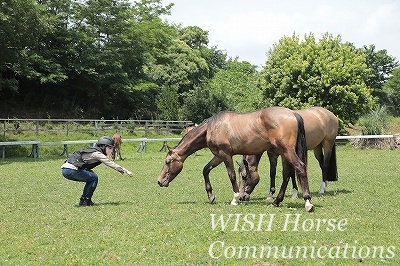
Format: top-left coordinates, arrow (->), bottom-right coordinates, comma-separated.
286,202 -> 324,209
238,189 -> 353,206
238,198 -> 324,210
311,189 -> 353,197
177,201 -> 198,204
74,201 -> 133,207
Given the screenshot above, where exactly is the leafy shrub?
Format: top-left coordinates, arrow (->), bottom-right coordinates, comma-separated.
358,105 -> 389,135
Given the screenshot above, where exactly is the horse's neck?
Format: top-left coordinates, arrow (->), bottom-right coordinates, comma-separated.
177,127 -> 207,159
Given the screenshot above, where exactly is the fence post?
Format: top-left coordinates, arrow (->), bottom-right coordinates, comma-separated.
35,120 -> 39,136
137,140 -> 147,153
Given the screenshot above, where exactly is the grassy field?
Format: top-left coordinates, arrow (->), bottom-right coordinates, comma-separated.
0,145 -> 399,265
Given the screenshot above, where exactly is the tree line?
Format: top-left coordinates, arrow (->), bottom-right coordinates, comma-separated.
1,0 -> 400,130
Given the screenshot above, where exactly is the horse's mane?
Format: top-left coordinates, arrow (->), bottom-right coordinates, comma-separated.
175,117 -> 212,148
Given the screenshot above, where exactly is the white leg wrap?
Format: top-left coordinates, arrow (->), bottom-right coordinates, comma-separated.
318,181 -> 327,194
230,192 -> 240,205
292,188 -> 298,198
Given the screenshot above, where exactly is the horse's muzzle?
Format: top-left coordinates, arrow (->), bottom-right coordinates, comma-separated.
239,192 -> 250,201
158,180 -> 169,187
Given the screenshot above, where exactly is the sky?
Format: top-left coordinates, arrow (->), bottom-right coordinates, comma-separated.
161,0 -> 400,68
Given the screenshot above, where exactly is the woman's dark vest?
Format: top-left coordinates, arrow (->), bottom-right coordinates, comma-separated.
66,146 -> 104,169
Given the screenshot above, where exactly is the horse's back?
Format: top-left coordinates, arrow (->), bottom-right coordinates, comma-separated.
206,107 -> 299,154
297,107 -> 338,147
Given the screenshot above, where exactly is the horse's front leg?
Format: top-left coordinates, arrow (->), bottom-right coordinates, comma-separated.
223,156 -> 240,205
203,156 -> 223,204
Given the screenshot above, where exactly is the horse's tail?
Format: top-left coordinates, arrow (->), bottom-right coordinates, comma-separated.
327,144 -> 338,181
294,112 -> 307,166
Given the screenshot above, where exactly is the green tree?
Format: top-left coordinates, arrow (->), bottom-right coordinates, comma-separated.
0,0 -> 57,92
361,44 -> 399,103
1,0 -> 229,120
207,60 -> 262,112
156,85 -> 180,120
260,33 -> 375,127
383,67 -> 400,116
181,86 -> 227,123
1,0 -> 178,119
143,25 -> 226,119
143,38 -> 209,89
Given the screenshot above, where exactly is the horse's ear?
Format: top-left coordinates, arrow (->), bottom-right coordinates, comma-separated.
167,145 -> 173,152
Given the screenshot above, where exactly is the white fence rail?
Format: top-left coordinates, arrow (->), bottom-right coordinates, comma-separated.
0,118 -> 193,137
1,134 -> 399,159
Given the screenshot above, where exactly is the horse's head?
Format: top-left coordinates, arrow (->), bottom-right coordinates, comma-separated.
237,156 -> 260,201
157,147 -> 184,187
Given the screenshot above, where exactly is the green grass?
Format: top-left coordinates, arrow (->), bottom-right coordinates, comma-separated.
0,146 -> 399,265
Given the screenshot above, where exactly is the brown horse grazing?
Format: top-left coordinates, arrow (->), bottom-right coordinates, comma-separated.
238,107 -> 338,201
112,133 -> 123,160
157,107 -> 314,212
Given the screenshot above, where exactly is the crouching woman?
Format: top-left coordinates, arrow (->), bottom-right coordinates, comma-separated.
61,136 -> 133,206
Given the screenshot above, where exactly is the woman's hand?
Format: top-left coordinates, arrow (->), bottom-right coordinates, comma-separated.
126,170 -> 133,177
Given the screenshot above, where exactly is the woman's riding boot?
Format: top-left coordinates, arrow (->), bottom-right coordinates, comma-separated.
79,196 -> 95,206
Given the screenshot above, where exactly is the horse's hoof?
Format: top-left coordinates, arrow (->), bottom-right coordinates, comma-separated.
271,202 -> 279,207
305,203 -> 314,212
209,195 -> 216,204
306,205 -> 314,212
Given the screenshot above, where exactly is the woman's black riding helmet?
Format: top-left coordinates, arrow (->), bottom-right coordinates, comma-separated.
97,136 -> 115,147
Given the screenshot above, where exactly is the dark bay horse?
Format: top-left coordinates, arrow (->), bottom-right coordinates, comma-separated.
157,107 -> 314,212
238,107 -> 338,201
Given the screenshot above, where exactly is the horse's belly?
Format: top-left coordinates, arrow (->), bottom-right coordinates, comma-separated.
230,138 -> 271,155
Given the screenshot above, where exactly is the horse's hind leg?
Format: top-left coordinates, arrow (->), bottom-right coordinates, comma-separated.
203,156 -> 223,204
267,151 -> 278,200
282,152 -> 313,212
313,146 -> 327,195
